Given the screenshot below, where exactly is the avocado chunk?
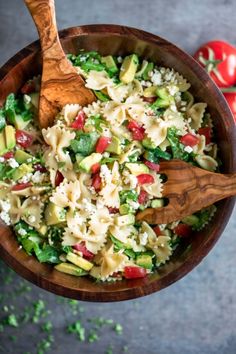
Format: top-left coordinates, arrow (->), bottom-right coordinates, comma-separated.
119,203 -> 134,215
142,62 -> 154,80
55,263 -> 87,276
0,131 -> 7,156
119,54 -> 139,84
12,163 -> 33,181
45,202 -> 66,226
151,199 -> 165,208
125,163 -> 149,175
101,55 -> 118,75
181,215 -> 199,226
142,137 -> 156,150
114,214 -> 135,226
136,254 -> 153,269
135,60 -> 149,77
143,86 -> 158,98
106,136 -> 122,154
4,125 -> 16,150
15,150 -> 32,164
66,252 -> 93,271
79,152 -> 102,173
14,115 -> 31,130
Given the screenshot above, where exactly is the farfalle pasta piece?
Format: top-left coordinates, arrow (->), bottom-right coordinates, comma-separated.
142,172 -> 163,198
85,70 -> 113,90
195,155 -> 218,171
174,72 -> 191,92
83,100 -> 104,117
188,103 -> 207,130
93,242 -> 128,279
119,141 -> 143,164
192,135 -> 206,155
88,207 -> 112,235
60,104 -> 81,126
163,109 -> 186,133
99,162 -> 121,208
149,235 -> 172,265
50,180 -> 81,210
103,101 -> 127,126
107,83 -> 130,103
144,117 -> 168,147
109,225 -> 137,244
8,195 -> 42,227
42,125 -> 75,170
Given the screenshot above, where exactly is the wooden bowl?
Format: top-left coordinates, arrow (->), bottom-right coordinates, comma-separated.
0,25 -> 235,302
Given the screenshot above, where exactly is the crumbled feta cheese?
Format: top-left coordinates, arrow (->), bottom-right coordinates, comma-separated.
128,200 -> 140,210
17,228 -> 27,236
18,173 -> 33,184
31,171 -> 44,183
167,85 -> 179,96
0,211 -> 11,225
184,146 -> 193,153
103,152 -> 110,158
151,71 -> 162,85
100,164 -> 112,183
0,157 -> 4,163
139,232 -> 148,246
159,224 -> 167,231
0,200 -> 11,212
117,56 -> 123,63
7,158 -> 19,168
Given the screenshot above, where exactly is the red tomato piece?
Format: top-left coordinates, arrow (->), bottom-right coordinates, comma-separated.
73,242 -> 94,261
138,189 -> 149,204
132,127 -> 145,141
153,225 -> 162,236
15,130 -> 34,148
137,174 -> 154,185
223,92 -> 236,122
144,160 -> 160,172
180,133 -> 199,147
197,127 -> 212,145
108,207 -> 119,214
124,266 -> 147,279
91,162 -> 100,174
127,120 -> 141,131
55,171 -> 64,187
194,40 -> 236,88
33,163 -> 47,173
71,110 -> 86,130
174,223 -> 192,238
21,81 -> 35,94
2,151 -> 14,159
95,136 -> 111,153
12,182 -> 32,191
92,173 -> 102,191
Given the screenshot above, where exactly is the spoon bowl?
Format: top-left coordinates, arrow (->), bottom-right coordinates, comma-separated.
0,25 -> 235,301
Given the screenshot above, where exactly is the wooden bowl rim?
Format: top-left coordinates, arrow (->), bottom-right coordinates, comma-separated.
0,24 -> 235,302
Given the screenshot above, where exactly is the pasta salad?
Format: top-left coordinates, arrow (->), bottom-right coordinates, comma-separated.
0,51 -> 218,281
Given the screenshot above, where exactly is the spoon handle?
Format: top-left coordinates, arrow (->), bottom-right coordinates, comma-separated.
24,0 -> 63,58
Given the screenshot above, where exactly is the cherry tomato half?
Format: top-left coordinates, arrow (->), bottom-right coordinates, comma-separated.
124,266 -> 147,279
174,223 -> 192,238
71,110 -> 86,130
73,242 -> 94,261
15,130 -> 34,148
95,136 -> 111,153
180,133 -> 199,147
137,174 -> 154,185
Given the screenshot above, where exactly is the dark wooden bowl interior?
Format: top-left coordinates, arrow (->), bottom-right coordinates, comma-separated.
0,25 -> 235,302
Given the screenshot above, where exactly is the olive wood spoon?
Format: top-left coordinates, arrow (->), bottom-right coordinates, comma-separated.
24,0 -> 95,128
136,159 -> 236,224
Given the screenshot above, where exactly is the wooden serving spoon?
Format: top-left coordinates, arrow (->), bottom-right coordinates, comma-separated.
136,160 -> 236,224
24,0 -> 95,128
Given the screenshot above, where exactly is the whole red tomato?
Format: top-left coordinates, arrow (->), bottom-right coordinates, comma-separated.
222,90 -> 236,122
194,40 -> 236,88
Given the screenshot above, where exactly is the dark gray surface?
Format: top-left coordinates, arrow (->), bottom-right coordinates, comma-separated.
0,0 -> 236,353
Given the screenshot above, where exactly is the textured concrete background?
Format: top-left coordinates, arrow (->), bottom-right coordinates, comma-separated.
0,0 -> 236,353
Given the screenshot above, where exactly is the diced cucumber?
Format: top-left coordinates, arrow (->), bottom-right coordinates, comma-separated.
151,199 -> 164,208
66,252 -> 93,271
